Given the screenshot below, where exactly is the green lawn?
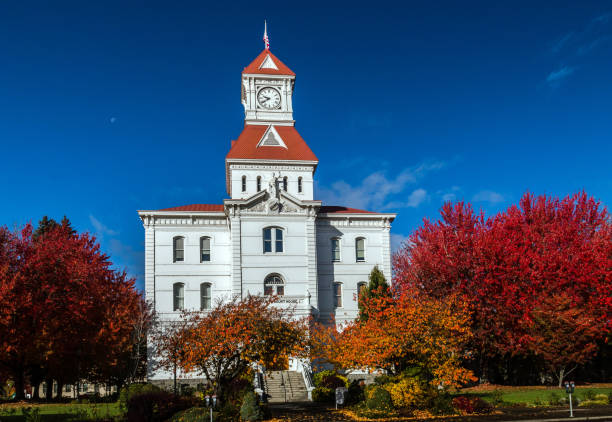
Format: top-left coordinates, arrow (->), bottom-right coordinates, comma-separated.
461,386 -> 612,407
0,402 -> 121,421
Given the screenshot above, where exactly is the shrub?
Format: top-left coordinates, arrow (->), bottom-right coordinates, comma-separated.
387,377 -> 432,409
240,391 -> 264,421
584,389 -> 597,400
313,370 -> 348,389
312,387 -> 334,403
548,391 -> 561,406
578,394 -> 609,407
491,389 -> 504,406
346,380 -> 365,405
452,396 -> 493,415
429,392 -> 454,415
366,386 -> 393,411
119,382 -> 161,411
126,391 -> 194,422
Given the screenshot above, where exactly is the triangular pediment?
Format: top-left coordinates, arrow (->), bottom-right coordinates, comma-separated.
259,54 -> 279,70
256,126 -> 287,148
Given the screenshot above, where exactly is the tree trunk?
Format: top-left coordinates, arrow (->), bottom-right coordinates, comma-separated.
173,361 -> 177,395
57,381 -> 64,400
557,367 -> 565,387
32,383 -> 40,400
45,378 -> 53,401
14,368 -> 25,401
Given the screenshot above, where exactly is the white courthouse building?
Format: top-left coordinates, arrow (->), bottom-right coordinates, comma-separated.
138,44 -> 396,384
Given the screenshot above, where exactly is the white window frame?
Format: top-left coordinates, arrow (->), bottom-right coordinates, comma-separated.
331,237 -> 341,262
200,236 -> 211,262
264,273 -> 285,296
333,282 -> 343,308
298,176 -> 303,193
173,282 -> 184,311
241,175 -> 247,192
173,236 -> 184,263
263,226 -> 284,253
200,282 -> 212,310
257,176 -> 262,192
282,176 -> 288,191
355,237 -> 366,262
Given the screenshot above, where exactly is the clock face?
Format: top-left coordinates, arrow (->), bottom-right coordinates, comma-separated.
257,87 -> 281,110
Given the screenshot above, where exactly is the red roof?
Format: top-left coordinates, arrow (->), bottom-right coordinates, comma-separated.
319,206 -> 377,214
226,125 -> 318,162
158,204 -> 225,212
243,49 -> 295,76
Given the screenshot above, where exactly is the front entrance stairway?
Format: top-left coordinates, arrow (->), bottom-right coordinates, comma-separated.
264,370 -> 309,403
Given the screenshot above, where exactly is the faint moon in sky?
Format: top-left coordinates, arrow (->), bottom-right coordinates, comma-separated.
110,117 -> 117,123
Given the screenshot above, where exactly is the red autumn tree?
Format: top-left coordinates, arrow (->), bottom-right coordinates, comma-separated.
394,192 -> 612,384
312,290 -> 476,388
0,218 -> 147,400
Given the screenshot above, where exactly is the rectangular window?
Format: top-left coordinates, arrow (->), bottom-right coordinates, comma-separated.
333,283 -> 342,308
298,177 -> 303,193
173,283 -> 184,311
200,237 -> 211,262
242,176 -> 247,192
263,228 -> 272,253
65,384 -> 71,393
173,237 -> 184,262
201,284 -> 211,310
275,228 -> 283,253
356,238 -> 365,262
277,285 -> 284,295
257,177 -> 261,192
264,285 -> 274,295
331,238 -> 340,262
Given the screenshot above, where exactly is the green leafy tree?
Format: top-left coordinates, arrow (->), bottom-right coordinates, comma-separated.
358,266 -> 390,321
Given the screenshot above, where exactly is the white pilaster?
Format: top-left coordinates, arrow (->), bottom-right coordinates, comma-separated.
230,216 -> 242,297
144,222 -> 156,305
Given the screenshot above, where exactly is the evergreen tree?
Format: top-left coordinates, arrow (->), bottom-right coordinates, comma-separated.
358,265 -> 390,321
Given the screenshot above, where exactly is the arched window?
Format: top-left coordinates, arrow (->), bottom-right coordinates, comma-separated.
173,236 -> 184,262
264,273 -> 284,296
355,237 -> 366,262
298,177 -> 303,193
331,237 -> 341,262
357,281 -> 367,303
263,227 -> 284,253
333,282 -> 343,308
282,176 -> 288,191
200,236 -> 211,262
257,176 -> 262,192
200,283 -> 211,310
173,282 -> 184,311
241,175 -> 247,192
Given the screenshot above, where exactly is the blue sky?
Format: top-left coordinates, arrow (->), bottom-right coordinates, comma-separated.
1,1 -> 611,290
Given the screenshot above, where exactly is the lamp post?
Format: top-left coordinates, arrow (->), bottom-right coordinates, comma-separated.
564,381 -> 575,417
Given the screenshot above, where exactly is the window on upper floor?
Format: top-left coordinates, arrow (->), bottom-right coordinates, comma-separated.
173,282 -> 184,311
200,236 -> 211,262
357,281 -> 367,304
333,282 -> 343,308
200,283 -> 211,310
282,176 -> 288,191
355,237 -> 366,262
173,236 -> 184,262
263,227 -> 284,253
331,237 -> 341,262
298,177 -> 303,193
241,175 -> 247,192
264,273 -> 284,296
257,176 -> 262,192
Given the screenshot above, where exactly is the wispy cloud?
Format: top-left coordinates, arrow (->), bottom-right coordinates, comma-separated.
317,160 -> 445,211
438,186 -> 462,202
391,233 -> 409,253
472,190 -> 504,204
550,32 -> 574,53
383,188 -> 428,210
546,66 -> 575,85
89,214 -> 118,237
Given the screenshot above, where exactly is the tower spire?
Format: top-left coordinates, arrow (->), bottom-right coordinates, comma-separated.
263,20 -> 270,50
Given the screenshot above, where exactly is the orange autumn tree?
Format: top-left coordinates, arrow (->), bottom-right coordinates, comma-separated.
313,290 -> 475,388
175,295 -> 307,400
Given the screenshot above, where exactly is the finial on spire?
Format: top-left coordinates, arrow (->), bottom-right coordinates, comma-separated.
263,20 -> 270,50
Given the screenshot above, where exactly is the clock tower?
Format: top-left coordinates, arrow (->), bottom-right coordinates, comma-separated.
241,49 -> 296,125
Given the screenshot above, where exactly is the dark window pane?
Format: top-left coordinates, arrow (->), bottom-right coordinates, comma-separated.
277,285 -> 284,296
264,285 -> 273,295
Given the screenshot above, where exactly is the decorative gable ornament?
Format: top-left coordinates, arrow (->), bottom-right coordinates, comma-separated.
259,54 -> 279,70
256,125 -> 287,148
